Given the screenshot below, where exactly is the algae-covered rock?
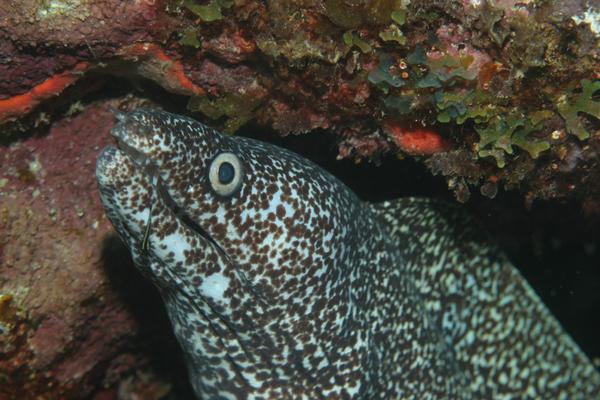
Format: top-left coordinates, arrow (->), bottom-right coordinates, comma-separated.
0,0 -> 599,205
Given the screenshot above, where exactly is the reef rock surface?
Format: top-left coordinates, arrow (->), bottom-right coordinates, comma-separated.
1,0 -> 599,205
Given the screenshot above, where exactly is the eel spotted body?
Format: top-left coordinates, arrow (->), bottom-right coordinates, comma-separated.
96,109 -> 600,399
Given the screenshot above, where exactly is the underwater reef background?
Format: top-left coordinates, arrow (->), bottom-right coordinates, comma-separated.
1,0 -> 599,398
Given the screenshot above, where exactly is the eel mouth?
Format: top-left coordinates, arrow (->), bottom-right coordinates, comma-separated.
113,135 -> 225,255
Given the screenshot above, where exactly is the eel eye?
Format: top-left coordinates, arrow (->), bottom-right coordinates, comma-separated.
208,152 -> 243,196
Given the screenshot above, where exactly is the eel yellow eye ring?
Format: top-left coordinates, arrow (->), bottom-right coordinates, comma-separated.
208,152 -> 243,197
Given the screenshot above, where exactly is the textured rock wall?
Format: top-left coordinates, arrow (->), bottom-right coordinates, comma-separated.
0,99 -> 194,399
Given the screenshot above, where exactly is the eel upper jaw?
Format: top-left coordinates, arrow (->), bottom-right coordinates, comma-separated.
116,137 -> 159,183
112,133 -> 227,257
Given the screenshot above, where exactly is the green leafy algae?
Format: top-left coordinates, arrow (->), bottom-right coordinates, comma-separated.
557,79 -> 600,140
512,127 -> 550,160
379,24 -> 406,45
384,93 -> 415,114
366,17 -> 562,168
405,45 -> 477,89
179,27 -> 201,48
324,0 -> 363,29
183,0 -> 233,22
475,112 -> 550,166
435,90 -> 496,124
343,31 -> 372,53
406,44 -> 427,65
428,54 -> 477,84
390,9 -> 406,25
324,0 -> 406,28
254,1 -> 346,65
188,93 -> 263,133
469,2 -> 508,47
434,90 -> 550,166
368,54 -> 405,93
415,73 -> 442,89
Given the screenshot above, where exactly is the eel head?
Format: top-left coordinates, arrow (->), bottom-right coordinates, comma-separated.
96,109 -> 369,397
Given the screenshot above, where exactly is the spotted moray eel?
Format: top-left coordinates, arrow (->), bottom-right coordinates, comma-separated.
96,109 -> 600,399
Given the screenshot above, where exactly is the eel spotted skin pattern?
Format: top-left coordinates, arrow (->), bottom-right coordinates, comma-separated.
96,109 -> 600,399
